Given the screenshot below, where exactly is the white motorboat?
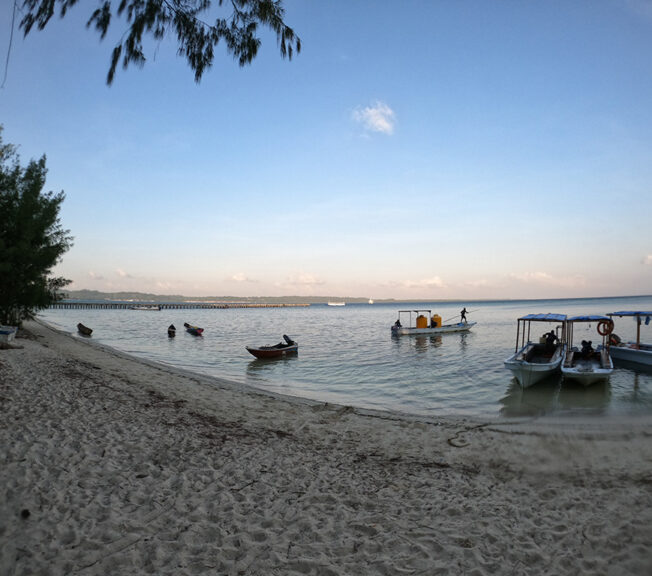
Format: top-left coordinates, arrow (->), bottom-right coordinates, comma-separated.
327,302 -> 345,307
504,313 -> 566,388
561,315 -> 614,386
391,309 -> 476,336
606,311 -> 652,367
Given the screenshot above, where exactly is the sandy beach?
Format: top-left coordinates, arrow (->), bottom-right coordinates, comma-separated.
1,320 -> 652,575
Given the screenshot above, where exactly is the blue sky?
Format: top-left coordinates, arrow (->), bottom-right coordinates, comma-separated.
2,0 -> 651,299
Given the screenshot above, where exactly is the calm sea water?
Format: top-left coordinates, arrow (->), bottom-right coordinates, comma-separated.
38,296 -> 652,419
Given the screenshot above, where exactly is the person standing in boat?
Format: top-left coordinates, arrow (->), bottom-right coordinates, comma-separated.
460,308 -> 468,323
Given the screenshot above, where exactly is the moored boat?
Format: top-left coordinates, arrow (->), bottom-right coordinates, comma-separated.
391,310 -> 476,336
606,311 -> 652,367
246,335 -> 298,359
77,323 -> 93,336
0,325 -> 17,343
561,315 -> 614,386
129,305 -> 160,311
183,322 -> 204,336
167,324 -> 176,337
327,302 -> 345,307
504,313 -> 566,388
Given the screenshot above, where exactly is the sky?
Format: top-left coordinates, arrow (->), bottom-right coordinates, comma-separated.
1,0 -> 651,300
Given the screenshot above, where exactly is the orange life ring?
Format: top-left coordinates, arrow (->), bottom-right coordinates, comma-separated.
597,319 -> 614,336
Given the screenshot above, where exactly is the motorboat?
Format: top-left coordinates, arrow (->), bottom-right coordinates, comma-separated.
129,305 -> 160,311
183,322 -> 204,336
246,335 -> 298,359
327,302 -> 345,307
504,313 -> 566,388
391,309 -> 476,336
606,311 -> 652,367
561,315 -> 614,386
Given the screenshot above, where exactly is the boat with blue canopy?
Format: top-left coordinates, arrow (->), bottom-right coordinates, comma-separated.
606,311 -> 652,367
561,315 -> 614,385
504,313 -> 567,388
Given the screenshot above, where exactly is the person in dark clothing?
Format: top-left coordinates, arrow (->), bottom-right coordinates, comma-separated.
545,330 -> 558,349
460,308 -> 467,322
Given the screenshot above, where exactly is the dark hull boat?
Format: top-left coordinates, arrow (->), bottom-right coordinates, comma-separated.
77,323 -> 92,336
246,335 -> 298,359
183,322 -> 204,336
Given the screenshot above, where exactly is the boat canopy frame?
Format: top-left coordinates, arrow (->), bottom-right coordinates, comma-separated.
607,311 -> 652,349
512,313 -> 567,353
395,310 -> 435,329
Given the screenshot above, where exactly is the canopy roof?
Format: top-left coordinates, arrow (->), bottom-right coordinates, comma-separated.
607,311 -> 652,317
518,313 -> 567,322
566,315 -> 611,322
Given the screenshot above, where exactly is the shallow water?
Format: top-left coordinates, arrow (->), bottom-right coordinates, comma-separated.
39,296 -> 652,419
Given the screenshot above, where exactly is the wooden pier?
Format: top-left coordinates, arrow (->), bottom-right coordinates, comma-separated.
49,302 -> 310,310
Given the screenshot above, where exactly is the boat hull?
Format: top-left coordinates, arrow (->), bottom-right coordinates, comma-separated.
561,348 -> 613,386
0,326 -> 17,343
391,321 -> 476,336
246,344 -> 298,359
609,343 -> 652,367
504,343 -> 564,388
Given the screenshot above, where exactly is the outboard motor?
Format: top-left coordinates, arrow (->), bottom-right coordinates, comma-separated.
283,334 -> 295,345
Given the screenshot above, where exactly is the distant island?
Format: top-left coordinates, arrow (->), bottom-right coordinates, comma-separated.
60,290 -> 394,305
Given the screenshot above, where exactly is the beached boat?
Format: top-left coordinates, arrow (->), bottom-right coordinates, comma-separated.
391,310 -> 476,336
0,325 -> 17,343
183,322 -> 204,336
77,323 -> 93,336
561,315 -> 614,386
606,311 -> 652,367
246,335 -> 298,359
504,313 -> 566,388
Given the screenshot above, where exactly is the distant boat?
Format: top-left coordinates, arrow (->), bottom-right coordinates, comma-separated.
606,311 -> 652,367
77,323 -> 93,336
504,313 -> 566,388
368,299 -> 374,304
246,335 -> 298,359
391,309 -> 476,336
129,305 -> 160,311
327,302 -> 345,307
183,322 -> 204,336
561,315 -> 614,386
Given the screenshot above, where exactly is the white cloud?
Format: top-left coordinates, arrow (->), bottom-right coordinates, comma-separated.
353,101 -> 396,135
88,271 -> 104,280
509,271 -> 586,288
229,273 -> 258,283
643,254 -> 652,266
116,268 -> 133,278
284,273 -> 325,287
402,276 -> 446,289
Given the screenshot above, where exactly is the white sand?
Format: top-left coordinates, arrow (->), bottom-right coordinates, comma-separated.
1,319 -> 652,575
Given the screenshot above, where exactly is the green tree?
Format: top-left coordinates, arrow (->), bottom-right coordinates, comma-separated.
0,128 -> 73,326
19,0 -> 301,85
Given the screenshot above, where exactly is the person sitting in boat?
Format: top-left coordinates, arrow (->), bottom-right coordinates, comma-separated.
544,330 -> 558,350
394,319 -> 402,328
581,340 -> 594,357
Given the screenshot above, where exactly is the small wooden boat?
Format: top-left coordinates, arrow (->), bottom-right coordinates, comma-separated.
246,335 -> 298,359
606,311 -> 652,367
391,309 -> 476,336
504,313 -> 566,388
77,323 -> 93,336
168,324 -> 176,337
561,315 -> 614,386
183,322 -> 204,336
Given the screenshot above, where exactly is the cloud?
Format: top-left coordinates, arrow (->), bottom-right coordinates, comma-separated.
353,101 -> 396,135
116,268 -> 134,279
229,273 -> 258,283
88,271 -> 104,280
401,276 -> 446,289
284,273 -> 325,287
643,254 -> 652,266
509,271 -> 586,288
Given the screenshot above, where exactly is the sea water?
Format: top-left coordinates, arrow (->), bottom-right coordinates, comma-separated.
38,295 -> 652,419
